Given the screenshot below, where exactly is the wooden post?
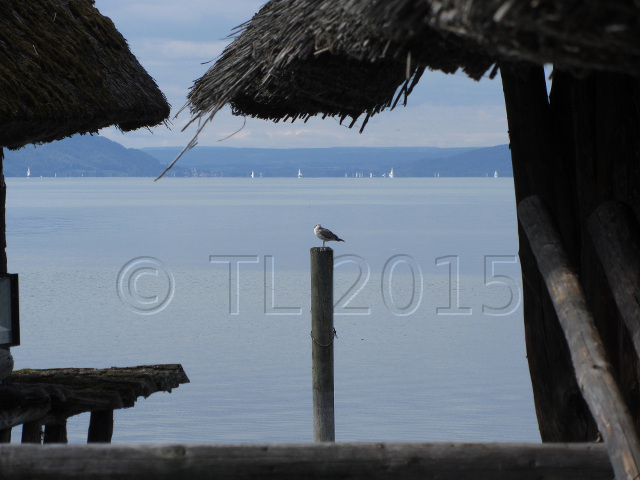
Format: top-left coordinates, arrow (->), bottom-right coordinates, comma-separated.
88,410 -> 114,443
21,422 -> 42,444
310,247 -> 335,442
588,201 -> 640,361
0,148 -> 11,384
44,421 -> 68,444
518,195 -> 640,480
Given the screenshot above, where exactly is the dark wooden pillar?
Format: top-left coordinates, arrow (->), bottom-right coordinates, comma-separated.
0,148 -> 12,385
0,147 -> 6,274
44,421 -> 68,444
501,63 -> 597,441
88,410 -> 114,443
22,422 -> 43,444
502,62 -> 640,442
566,72 -> 640,433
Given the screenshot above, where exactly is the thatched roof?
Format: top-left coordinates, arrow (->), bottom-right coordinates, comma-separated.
365,0 -> 640,77
182,0 -> 495,144
183,0 -> 640,142
0,0 -> 170,149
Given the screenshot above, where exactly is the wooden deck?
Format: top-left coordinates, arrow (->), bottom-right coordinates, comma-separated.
0,364 -> 189,443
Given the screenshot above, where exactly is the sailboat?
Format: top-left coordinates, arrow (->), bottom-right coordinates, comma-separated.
27,167 -> 30,178
298,169 -> 302,178
389,168 -> 394,178
251,170 -> 254,178
494,170 -> 498,178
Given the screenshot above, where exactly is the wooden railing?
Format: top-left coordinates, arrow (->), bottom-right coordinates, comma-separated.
0,442 -> 614,479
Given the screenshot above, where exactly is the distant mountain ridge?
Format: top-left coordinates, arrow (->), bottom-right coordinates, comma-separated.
2,134 -> 512,177
3,135 -> 164,177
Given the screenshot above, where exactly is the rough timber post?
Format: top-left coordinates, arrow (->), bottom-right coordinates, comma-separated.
44,421 -> 68,444
310,247 -> 335,442
21,422 -> 43,444
88,410 -> 114,443
0,148 -> 11,444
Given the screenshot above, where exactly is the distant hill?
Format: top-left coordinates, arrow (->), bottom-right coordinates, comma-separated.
142,145 -> 512,177
400,145 -> 512,177
3,135 -> 166,177
2,134 -> 512,177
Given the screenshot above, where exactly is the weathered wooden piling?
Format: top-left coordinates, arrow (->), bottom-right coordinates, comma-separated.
44,421 -> 67,444
21,422 -> 42,444
88,410 -> 114,443
310,247 -> 335,442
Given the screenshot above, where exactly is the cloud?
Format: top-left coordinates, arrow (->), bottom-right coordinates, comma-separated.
134,39 -> 227,62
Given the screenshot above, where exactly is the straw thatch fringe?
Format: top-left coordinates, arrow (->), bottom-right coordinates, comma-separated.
356,0 -> 640,77
184,0 -> 640,136
177,0 -> 494,161
0,0 -> 170,149
172,0 -> 640,177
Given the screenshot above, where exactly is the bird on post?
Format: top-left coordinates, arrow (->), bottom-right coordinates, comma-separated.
314,224 -> 344,247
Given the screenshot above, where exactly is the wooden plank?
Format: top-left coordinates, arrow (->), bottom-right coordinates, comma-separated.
87,410 -> 114,443
0,442 -> 614,480
588,201 -> 640,359
518,195 -> 640,480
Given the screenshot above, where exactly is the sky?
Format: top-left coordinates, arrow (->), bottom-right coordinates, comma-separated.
93,1 -> 510,150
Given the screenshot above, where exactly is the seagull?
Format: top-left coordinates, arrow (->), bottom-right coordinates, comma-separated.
314,224 -> 344,247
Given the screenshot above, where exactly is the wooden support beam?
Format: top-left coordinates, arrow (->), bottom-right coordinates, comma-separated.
588,201 -> 640,359
43,421 -> 67,444
0,442 -> 614,480
21,422 -> 42,444
518,195 -> 640,480
87,410 -> 114,443
0,385 -> 52,431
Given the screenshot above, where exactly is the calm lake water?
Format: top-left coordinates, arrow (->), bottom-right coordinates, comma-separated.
5,177 -> 540,443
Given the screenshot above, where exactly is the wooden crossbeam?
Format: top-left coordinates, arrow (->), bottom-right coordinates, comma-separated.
518,195 -> 640,480
0,442 -> 614,480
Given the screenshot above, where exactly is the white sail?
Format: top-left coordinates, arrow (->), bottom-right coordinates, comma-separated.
27,167 -> 30,177
251,170 -> 254,178
494,170 -> 498,178
298,169 -> 302,178
389,168 -> 394,178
